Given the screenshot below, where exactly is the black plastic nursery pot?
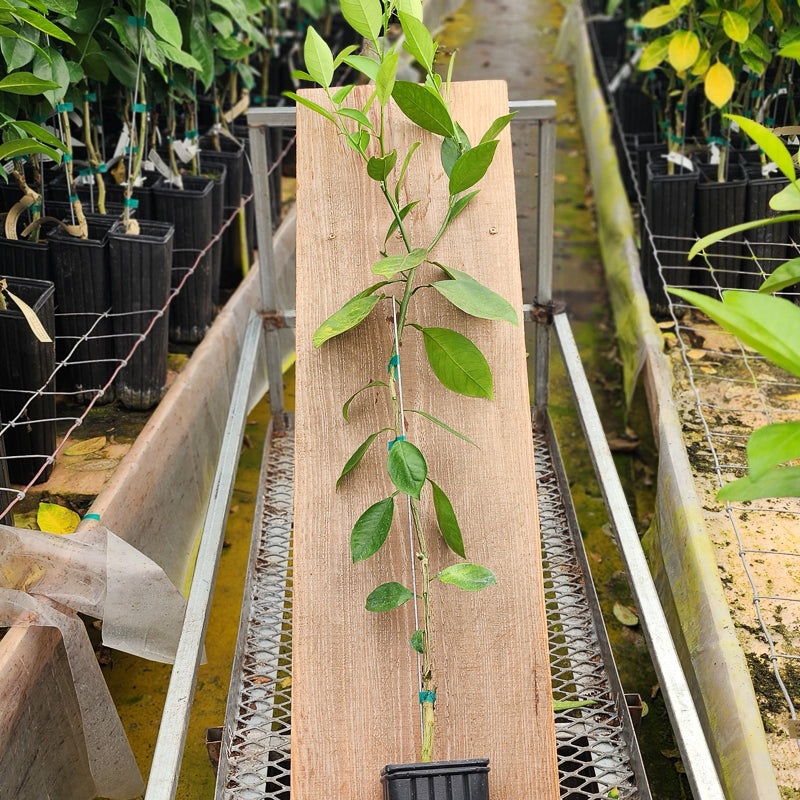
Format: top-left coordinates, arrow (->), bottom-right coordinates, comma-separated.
693,162 -> 748,292
152,174 -> 215,343
198,161 -> 228,306
381,759 -> 490,800
0,276 -> 57,485
108,219 -> 174,410
739,153 -> 791,291
49,217 -> 116,403
0,232 -> 51,282
640,159 -> 699,311
0,425 -> 14,527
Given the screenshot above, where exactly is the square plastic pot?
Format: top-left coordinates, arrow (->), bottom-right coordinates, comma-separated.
108,219 -> 174,410
381,759 -> 490,800
0,276 -> 57,484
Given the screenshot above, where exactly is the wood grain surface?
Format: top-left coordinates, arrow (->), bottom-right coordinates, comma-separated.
293,79 -> 559,799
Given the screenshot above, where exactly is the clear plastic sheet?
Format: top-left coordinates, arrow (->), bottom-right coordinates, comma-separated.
0,523 -> 190,799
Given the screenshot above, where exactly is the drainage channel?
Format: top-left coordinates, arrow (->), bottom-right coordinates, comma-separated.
215,414 -> 648,800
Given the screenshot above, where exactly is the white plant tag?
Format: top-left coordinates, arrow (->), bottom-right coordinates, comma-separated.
709,142 -> 721,165
608,62 -> 632,94
762,162 -> 779,177
74,173 -> 96,186
147,148 -> 174,180
663,151 -> 694,171
69,110 -> 83,128
112,125 -> 130,162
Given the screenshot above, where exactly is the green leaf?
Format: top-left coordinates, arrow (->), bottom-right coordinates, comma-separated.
346,129 -> 371,154
441,135 -> 460,176
342,381 -> 388,421
376,50 -> 398,106
405,408 -> 476,445
717,465 -> 800,501
340,0 -> 382,42
721,9 -> 749,43
392,80 -> 455,138
387,439 -> 427,499
11,8 -> 73,44
742,33 -> 772,64
33,47 -> 69,106
430,479 -> 465,557
760,257 -> 800,294
0,71 -> 58,95
0,137 -> 61,162
313,294 -> 381,347
159,40 -> 202,71
337,106 -> 373,129
189,15 -> 214,89
11,120 -> 64,150
332,83 -> 355,104
283,90 -> 337,124
398,10 -> 435,72
479,111 -> 516,144
727,115 -> 796,184
613,601 -> 639,626
207,9 -> 233,37
449,139 -> 499,195
384,200 -> 419,245
337,429 -> 391,489
395,140 -> 420,202
367,149 -> 397,182
437,563 -> 497,591
350,496 -> 395,562
638,35 -> 671,71
447,189 -> 480,222
366,581 -> 414,611
304,25 -> 333,87
687,215 -> 800,259
342,54 -> 379,81
410,629 -> 424,653
145,0 -> 181,47
668,288 -> 800,379
432,275 -> 518,324
372,247 -> 427,277
420,326 -> 494,398
770,183 -> 800,212
96,32 -> 138,89
333,45 -> 359,70
1,32 -> 35,72
745,422 -> 800,480
553,699 -> 597,711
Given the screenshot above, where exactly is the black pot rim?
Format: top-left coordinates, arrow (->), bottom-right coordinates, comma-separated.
381,758 -> 490,780
152,174 -> 215,197
109,218 -> 174,243
0,275 -> 55,315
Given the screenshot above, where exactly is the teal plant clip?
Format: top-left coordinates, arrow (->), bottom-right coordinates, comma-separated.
419,691 -> 436,705
388,435 -> 406,451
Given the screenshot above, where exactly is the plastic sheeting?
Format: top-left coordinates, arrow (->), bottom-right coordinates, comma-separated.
0,524 -> 189,799
556,4 -> 781,799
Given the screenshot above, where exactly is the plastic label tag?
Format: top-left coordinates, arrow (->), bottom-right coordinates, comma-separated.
708,143 -> 721,165
762,162 -> 779,177
608,61 -> 632,94
147,148 -> 174,181
69,110 -> 83,128
112,125 -> 130,162
663,151 -> 695,171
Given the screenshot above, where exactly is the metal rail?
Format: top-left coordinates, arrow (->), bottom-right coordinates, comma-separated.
552,310 -> 727,800
143,311 -> 266,800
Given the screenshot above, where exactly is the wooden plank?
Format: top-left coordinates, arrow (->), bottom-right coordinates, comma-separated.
293,80 -> 559,799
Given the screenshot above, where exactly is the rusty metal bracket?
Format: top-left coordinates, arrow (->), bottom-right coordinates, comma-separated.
260,310 -> 296,331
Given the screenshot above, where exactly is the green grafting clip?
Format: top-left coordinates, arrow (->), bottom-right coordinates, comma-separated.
419,691 -> 436,705
387,353 -> 400,374
124,145 -> 139,154
744,109 -> 753,118
647,71 -> 656,80
92,119 -> 102,127
720,53 -> 732,64
124,198 -> 139,209
166,135 -> 174,143
32,113 -> 47,123
94,162 -> 107,173
56,102 -> 73,113
133,102 -> 147,113
670,134 -> 684,144
84,513 -> 101,521
212,105 -> 220,113
766,116 -> 776,127
79,167 -> 90,177
69,194 -> 79,203
84,92 -> 97,102
751,89 -> 764,98
253,94 -> 263,104
388,435 -> 406,451
708,136 -> 725,146
185,129 -> 198,139
63,153 -> 72,162
29,202 -> 41,213
127,15 -> 146,26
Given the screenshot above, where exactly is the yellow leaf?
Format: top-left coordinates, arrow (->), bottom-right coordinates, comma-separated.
667,30 -> 700,71
640,4 -> 682,27
37,502 -> 80,535
639,36 -> 671,71
613,601 -> 639,627
704,61 -> 735,108
65,436 -> 107,456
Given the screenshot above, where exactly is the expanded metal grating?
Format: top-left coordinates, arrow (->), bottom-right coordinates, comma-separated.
216,413 -> 649,799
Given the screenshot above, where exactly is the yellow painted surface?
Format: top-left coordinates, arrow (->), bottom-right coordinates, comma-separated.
100,368 -> 296,799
